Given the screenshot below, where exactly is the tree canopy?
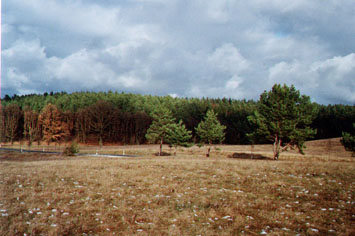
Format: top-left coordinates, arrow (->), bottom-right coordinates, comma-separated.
39,104 -> 70,145
195,110 -> 226,157
248,84 -> 317,159
166,120 -> 192,155
145,106 -> 176,156
0,89 -> 353,148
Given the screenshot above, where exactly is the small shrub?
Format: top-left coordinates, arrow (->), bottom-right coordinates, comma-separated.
63,142 -> 80,156
341,124 -> 355,157
196,143 -> 204,148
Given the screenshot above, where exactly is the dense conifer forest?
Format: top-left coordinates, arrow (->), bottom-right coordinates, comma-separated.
0,91 -> 354,146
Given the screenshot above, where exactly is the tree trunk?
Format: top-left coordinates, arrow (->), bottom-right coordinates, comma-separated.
273,136 -> 281,160
206,143 -> 211,157
99,136 -> 103,149
159,138 -> 163,156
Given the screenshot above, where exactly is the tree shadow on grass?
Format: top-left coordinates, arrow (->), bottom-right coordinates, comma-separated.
154,151 -> 172,156
228,152 -> 269,160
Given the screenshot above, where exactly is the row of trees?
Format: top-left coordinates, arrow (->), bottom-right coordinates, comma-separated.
146,107 -> 226,157
146,84 -> 325,159
1,85 -> 354,158
0,91 -> 260,145
0,101 -> 152,148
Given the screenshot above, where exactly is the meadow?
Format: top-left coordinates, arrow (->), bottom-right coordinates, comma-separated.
0,139 -> 354,235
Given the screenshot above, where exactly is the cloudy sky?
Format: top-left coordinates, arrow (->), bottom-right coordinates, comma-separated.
2,0 -> 355,104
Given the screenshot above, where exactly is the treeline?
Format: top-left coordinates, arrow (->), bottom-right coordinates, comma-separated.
0,91 -> 354,146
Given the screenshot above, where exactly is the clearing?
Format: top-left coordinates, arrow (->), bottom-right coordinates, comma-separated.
0,139 -> 354,235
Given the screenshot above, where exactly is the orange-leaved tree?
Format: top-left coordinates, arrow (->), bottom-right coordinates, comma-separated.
39,104 -> 70,146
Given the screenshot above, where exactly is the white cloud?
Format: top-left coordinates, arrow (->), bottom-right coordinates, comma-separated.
47,47 -> 153,91
8,0 -> 120,37
201,0 -> 229,23
2,24 -> 13,34
311,54 -> 355,104
268,54 -> 355,104
2,39 -> 46,62
312,54 -> 355,76
6,68 -> 30,89
206,44 -> 249,99
226,76 -> 243,90
208,44 -> 249,74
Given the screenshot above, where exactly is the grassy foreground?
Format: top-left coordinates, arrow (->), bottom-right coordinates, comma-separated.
0,148 -> 354,235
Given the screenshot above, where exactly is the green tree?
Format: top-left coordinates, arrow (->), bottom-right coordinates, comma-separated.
166,120 -> 192,155
195,110 -> 226,157
63,141 -> 80,156
341,123 -> 355,157
145,106 -> 176,156
248,84 -> 317,160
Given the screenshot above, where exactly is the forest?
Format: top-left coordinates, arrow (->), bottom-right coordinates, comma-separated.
0,91 -> 354,146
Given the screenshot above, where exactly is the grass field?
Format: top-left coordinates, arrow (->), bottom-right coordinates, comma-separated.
0,139 -> 354,235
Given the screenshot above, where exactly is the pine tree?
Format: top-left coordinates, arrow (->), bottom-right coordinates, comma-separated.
145,106 -> 176,156
195,110 -> 226,157
166,120 -> 192,155
247,84 -> 317,160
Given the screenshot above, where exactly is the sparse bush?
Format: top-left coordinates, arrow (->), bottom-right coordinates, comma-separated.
196,143 -> 203,148
341,123 -> 355,157
63,142 -> 80,156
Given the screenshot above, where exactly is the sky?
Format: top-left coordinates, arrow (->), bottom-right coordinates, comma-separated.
2,0 -> 355,105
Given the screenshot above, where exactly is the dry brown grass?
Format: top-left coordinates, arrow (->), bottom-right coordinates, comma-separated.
0,139 -> 354,235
